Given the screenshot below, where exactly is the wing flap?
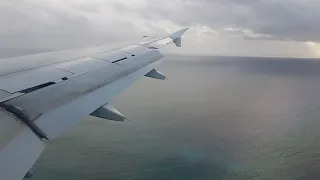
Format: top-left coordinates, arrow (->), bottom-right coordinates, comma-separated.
54,57 -> 110,74
0,67 -> 73,93
91,50 -> 128,63
120,45 -> 150,55
0,46 -> 110,76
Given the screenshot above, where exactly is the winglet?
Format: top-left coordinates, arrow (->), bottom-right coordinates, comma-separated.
170,28 -> 189,47
142,28 -> 188,49
170,28 -> 189,39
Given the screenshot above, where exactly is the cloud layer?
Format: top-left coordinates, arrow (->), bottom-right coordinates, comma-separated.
1,0 -> 320,57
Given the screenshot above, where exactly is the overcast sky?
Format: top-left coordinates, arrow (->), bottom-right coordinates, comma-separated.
1,0 -> 320,57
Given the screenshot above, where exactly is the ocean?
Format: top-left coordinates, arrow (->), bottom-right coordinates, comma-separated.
29,55 -> 320,180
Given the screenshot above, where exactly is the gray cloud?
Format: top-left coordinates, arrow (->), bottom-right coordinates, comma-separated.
134,0 -> 320,42
0,0 -> 320,57
0,1 -> 140,49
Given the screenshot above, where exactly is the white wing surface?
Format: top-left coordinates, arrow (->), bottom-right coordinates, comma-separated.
0,28 -> 188,180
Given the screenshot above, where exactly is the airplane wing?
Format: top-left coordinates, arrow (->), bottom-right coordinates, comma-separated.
0,28 -> 188,180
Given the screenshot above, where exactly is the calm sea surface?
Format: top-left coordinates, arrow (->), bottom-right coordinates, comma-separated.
29,55 -> 320,180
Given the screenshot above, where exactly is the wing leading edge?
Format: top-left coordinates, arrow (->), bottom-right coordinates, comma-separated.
0,28 -> 188,180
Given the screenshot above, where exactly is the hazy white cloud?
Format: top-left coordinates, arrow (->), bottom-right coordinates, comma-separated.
1,0 -> 320,57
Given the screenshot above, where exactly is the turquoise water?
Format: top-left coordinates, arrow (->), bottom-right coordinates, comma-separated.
30,56 -> 320,180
